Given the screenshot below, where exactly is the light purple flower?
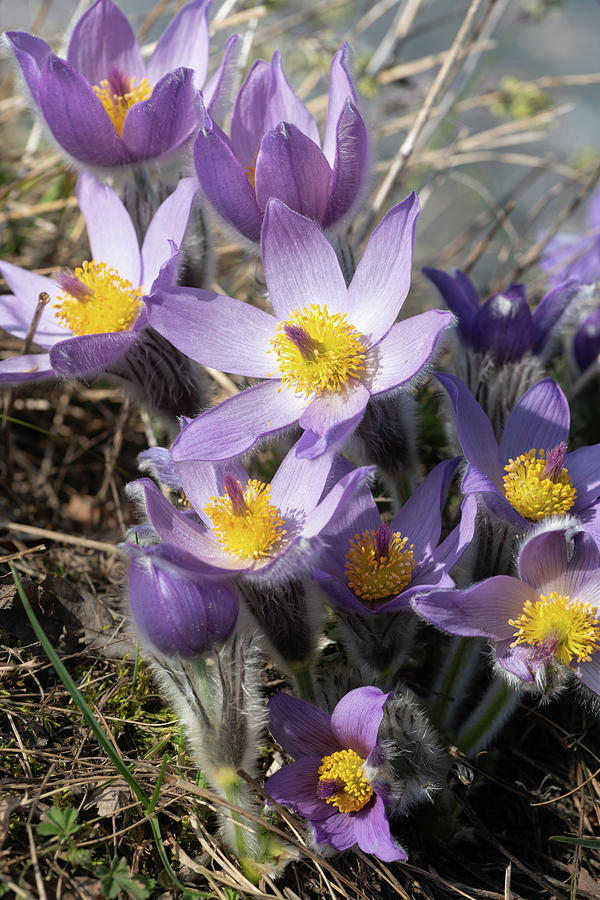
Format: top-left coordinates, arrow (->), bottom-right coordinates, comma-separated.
413,530 -> 600,697
439,373 -> 600,540
265,687 -> 407,861
128,438 -> 373,584
540,187 -> 600,286
148,194 -> 453,461
193,44 -> 369,241
312,458 -> 477,614
126,541 -> 239,657
6,0 -> 239,169
0,172 -> 196,382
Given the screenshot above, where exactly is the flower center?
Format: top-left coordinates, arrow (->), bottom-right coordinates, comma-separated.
246,153 -> 257,190
502,444 -> 576,520
204,475 -> 287,559
509,592 -> 600,666
270,304 -> 367,397
345,524 -> 416,605
317,749 -> 373,813
54,261 -> 143,336
93,66 -> 152,135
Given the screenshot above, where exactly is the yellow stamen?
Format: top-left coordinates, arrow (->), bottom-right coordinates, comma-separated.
503,448 -> 576,520
345,529 -> 415,604
246,153 -> 257,190
204,479 -> 286,559
509,591 -> 600,666
93,76 -> 152,135
54,261 -> 143,336
270,304 -> 367,397
317,749 -> 373,813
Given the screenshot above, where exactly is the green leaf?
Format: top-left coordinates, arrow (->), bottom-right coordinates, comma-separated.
550,834 -> 600,849
98,858 -> 155,899
37,806 -> 79,842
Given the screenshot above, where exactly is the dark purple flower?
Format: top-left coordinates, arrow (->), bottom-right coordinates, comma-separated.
540,187 -> 600,286
312,458 -> 477,614
193,44 -> 369,241
265,687 -> 407,861
413,530 -> 600,697
573,307 -> 600,372
148,194 -> 453,461
126,542 -> 239,657
439,373 -> 600,539
0,173 -> 196,382
6,0 -> 239,169
423,267 -> 582,363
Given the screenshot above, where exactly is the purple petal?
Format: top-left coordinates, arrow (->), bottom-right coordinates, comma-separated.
0,353 -> 54,383
575,658 -> 600,697
499,378 -> 569,463
265,756 -> 329,820
577,571 -> 600,608
254,123 -> 331,220
171,381 -> 310,462
330,686 -> 389,757
121,68 -> 198,161
137,446 -> 182,491
302,465 -> 374,539
39,56 -> 131,166
270,441 -> 336,515
77,173 -> 140,285
322,97 -> 369,229
471,288 -> 533,362
261,199 -> 348,320
422,267 -> 479,340
140,178 -> 197,289
346,193 -> 420,345
296,383 -> 370,459
353,795 -> 407,862
194,109 -> 262,242
50,331 -> 139,375
495,640 -> 539,682
5,32 -> 52,105
574,308 -> 600,373
532,280 -> 584,353
566,444 -> 600,511
130,477 -> 209,555
266,51 -> 320,144
0,262 -> 70,346
437,373 -> 503,485
322,43 -> 359,166
230,59 -> 272,167
175,457 -> 248,527
413,577 -> 537,640
518,530 -> 600,596
369,310 -> 453,395
146,0 -> 211,86
540,233 -> 600,286
204,35 -> 241,124
313,571 -> 377,615
313,808 -> 358,851
67,0 -> 144,85
267,693 -> 338,759
392,459 -> 459,561
429,494 -> 478,573
147,286 -> 277,376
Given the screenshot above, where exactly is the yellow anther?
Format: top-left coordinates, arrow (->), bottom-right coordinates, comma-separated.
93,76 -> 152,135
317,748 -> 373,813
503,448 -> 576,520
345,529 -> 415,604
509,591 -> 600,666
54,261 -> 143,336
204,479 -> 286,559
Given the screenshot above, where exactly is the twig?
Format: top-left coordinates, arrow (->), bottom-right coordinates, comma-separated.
2,521 -> 117,553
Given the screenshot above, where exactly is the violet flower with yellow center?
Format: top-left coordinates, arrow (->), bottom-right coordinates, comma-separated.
312,458 -> 477,615
438,373 -> 600,543
413,530 -> 600,697
6,0 -> 239,169
0,173 -> 197,384
128,438 -> 373,583
264,687 -> 406,861
148,194 -> 453,461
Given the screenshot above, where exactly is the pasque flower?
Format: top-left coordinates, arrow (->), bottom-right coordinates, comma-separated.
265,687 -> 407,861
193,43 -> 368,241
413,529 -> 600,698
573,306 -> 600,373
312,458 -> 477,614
0,173 -> 196,383
438,373 -> 600,540
6,0 -> 238,169
148,194 -> 452,461
540,187 -> 600,286
129,438 -> 373,584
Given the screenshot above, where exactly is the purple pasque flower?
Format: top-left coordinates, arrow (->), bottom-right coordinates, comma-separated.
128,437 -> 373,584
573,306 -> 600,373
193,43 -> 368,241
126,541 -> 239,657
423,267 -> 582,364
6,0 -> 239,169
0,172 -> 196,383
265,687 -> 406,861
413,529 -> 600,698
312,458 -> 477,615
148,194 -> 453,462
540,187 -> 600,286
439,373 -> 600,539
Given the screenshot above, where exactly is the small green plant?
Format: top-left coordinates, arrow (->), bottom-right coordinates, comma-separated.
37,806 -> 80,843
97,857 -> 155,899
